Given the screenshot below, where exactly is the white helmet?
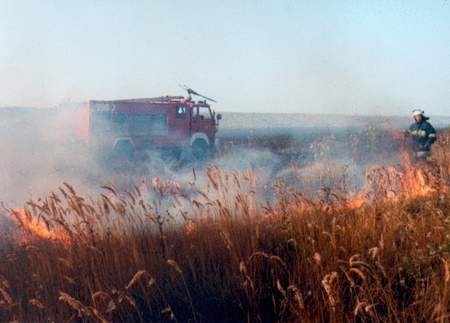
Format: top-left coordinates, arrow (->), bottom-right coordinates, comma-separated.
412,109 -> 425,117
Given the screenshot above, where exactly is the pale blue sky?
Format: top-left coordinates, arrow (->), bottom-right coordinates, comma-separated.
0,0 -> 449,114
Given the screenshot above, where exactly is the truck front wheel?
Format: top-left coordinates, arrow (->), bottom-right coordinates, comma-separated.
192,139 -> 210,160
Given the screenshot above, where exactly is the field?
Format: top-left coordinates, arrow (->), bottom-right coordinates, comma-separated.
0,120 -> 449,322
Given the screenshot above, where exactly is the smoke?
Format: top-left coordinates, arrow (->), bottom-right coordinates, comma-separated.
0,105 -> 421,211
0,106 -> 102,205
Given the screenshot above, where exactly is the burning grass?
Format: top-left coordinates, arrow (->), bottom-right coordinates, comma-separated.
0,130 -> 450,322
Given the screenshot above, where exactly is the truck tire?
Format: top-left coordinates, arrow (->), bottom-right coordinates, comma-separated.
113,139 -> 135,161
192,139 -> 209,160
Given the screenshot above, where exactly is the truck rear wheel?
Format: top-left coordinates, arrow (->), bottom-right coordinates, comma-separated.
113,139 -> 135,161
192,139 -> 210,161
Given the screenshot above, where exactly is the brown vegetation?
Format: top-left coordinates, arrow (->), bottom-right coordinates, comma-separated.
0,130 -> 449,322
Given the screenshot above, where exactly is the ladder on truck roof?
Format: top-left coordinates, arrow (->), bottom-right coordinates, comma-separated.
90,96 -> 185,104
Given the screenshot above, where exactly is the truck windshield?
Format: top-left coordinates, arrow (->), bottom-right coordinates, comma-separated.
195,106 -> 212,120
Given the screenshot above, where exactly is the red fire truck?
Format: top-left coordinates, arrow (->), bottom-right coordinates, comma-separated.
88,87 -> 221,161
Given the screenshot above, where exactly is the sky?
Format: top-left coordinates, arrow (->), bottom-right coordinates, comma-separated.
0,0 -> 449,115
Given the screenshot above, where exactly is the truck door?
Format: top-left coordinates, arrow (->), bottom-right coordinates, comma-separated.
171,105 -> 191,145
190,106 -> 214,139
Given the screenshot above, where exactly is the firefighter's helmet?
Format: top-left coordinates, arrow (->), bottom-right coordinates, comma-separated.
412,109 -> 425,117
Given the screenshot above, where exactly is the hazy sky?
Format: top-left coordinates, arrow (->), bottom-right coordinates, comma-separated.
0,1 -> 449,114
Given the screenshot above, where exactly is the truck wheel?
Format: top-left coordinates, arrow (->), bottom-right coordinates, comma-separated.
192,139 -> 209,160
113,140 -> 135,161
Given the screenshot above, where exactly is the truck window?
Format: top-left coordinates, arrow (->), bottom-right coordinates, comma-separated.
91,112 -> 127,135
196,107 -> 211,120
130,114 -> 167,135
113,113 -> 127,133
176,106 -> 187,118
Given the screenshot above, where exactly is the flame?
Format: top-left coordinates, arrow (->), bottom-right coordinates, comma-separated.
10,208 -> 71,245
184,222 -> 197,235
152,177 -> 181,195
73,105 -> 90,142
56,103 -> 90,143
295,146 -> 444,214
399,150 -> 436,198
363,149 -> 438,204
138,177 -> 181,196
345,194 -> 365,209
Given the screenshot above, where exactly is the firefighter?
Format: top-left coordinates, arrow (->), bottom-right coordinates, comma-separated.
408,109 -> 437,159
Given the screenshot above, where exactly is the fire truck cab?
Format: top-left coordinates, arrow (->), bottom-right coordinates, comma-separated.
89,92 -> 221,161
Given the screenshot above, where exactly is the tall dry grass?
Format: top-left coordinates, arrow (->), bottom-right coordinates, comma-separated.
0,130 -> 449,322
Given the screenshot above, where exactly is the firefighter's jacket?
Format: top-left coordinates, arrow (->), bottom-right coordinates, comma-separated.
408,120 -> 437,151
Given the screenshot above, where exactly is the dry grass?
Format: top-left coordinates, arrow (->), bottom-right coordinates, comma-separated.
0,130 -> 449,322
